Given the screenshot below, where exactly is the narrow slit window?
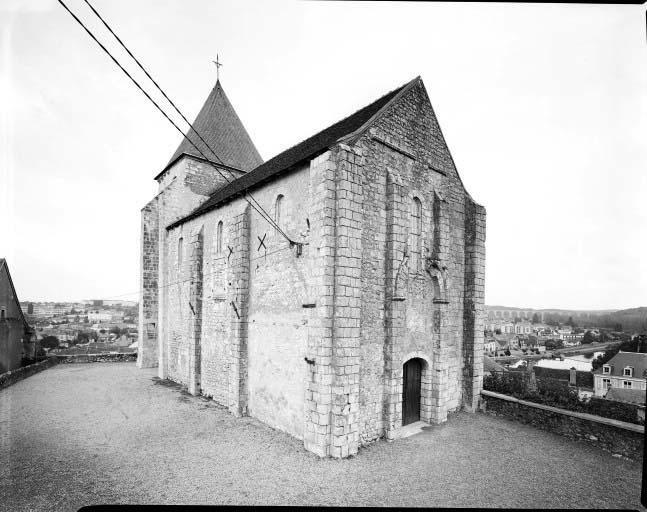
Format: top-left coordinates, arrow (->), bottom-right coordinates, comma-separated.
410,197 -> 422,271
275,194 -> 284,235
216,221 -> 223,254
178,237 -> 184,269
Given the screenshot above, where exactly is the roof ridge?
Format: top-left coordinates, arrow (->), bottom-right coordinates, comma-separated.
337,76 -> 421,145
167,77 -> 420,229
249,76 -> 419,174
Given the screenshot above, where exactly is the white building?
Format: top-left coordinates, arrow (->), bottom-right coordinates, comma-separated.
593,351 -> 647,398
484,339 -> 496,353
88,310 -> 112,323
514,323 -> 533,335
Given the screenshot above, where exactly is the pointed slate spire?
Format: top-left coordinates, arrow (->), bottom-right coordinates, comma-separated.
166,80 -> 263,172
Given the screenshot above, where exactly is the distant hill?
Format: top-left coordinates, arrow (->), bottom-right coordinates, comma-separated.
614,307 -> 647,316
607,307 -> 647,333
486,305 -> 618,315
486,305 -> 647,333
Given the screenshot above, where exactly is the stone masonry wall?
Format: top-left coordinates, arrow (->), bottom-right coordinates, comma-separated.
0,357 -> 57,390
152,157 -> 239,379
163,163 -> 321,440
187,226 -> 204,396
462,196 -> 486,411
348,79 -> 486,442
303,151 -> 337,457
245,165 -> 314,439
482,392 -> 643,461
148,79 -> 485,458
327,144 -> 364,458
138,196 -> 159,368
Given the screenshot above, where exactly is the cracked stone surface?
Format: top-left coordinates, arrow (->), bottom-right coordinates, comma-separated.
0,363 -> 643,510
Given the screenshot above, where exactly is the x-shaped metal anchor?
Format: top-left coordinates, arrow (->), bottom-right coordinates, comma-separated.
257,233 -> 267,252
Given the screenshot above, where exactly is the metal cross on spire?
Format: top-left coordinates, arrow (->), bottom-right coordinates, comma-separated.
212,54 -> 223,81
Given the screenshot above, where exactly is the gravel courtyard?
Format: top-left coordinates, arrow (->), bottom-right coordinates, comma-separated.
0,363 -> 643,510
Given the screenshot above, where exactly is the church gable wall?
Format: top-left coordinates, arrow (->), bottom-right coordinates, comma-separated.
351,80 -> 484,441
157,157 -> 242,217
183,158 -> 246,197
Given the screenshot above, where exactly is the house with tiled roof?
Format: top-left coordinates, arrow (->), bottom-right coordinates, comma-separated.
484,355 -> 506,375
0,259 -> 37,373
138,77 -> 486,458
593,351 -> 647,400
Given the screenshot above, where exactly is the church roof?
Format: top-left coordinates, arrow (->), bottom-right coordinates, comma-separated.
156,80 -> 263,179
168,76 -> 420,229
484,355 -> 507,374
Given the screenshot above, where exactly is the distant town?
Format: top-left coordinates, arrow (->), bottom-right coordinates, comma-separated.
19,300 -> 647,375
483,305 -> 647,408
19,299 -> 138,357
485,305 -> 645,355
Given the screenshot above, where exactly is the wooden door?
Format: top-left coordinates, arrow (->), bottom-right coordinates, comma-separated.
402,358 -> 422,425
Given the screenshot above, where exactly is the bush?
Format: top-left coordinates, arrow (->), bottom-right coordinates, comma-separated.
483,371 -> 643,425
533,378 -> 580,409
484,371 -> 529,396
585,397 -> 642,424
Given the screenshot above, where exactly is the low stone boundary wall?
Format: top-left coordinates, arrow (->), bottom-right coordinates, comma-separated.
56,352 -> 137,364
480,390 -> 644,461
0,357 -> 58,391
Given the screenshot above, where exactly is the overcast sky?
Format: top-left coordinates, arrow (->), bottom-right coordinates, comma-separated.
1,0 -> 645,310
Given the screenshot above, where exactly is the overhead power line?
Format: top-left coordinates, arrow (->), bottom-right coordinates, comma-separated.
80,0 -> 281,238
57,0 -> 293,243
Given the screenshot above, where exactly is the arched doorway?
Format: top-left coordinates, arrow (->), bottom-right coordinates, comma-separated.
402,358 -> 423,425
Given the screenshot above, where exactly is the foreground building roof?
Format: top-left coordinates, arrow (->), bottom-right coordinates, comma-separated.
594,351 -> 647,378
484,355 -> 506,374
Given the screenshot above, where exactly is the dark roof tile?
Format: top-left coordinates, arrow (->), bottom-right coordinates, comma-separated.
599,351 -> 647,377
156,80 -> 263,179
484,355 -> 507,374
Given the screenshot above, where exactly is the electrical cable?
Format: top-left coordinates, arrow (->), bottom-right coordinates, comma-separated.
57,0 -> 293,243
80,0 -> 283,241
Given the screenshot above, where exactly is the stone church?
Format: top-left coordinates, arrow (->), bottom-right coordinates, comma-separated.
138,76 -> 486,458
